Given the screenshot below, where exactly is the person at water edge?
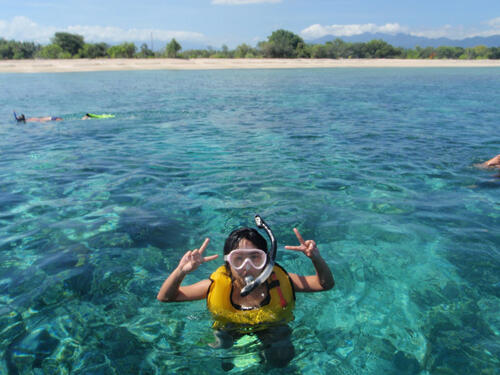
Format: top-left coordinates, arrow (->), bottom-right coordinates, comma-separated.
157,223 -> 334,368
15,113 -> 62,123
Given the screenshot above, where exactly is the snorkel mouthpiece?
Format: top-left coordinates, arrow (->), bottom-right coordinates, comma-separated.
240,215 -> 277,297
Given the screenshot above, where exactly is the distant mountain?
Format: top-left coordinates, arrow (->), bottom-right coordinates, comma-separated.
308,33 -> 500,49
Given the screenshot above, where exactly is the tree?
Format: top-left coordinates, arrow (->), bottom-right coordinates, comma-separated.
0,39 -> 40,59
310,44 -> 327,58
108,43 -> 136,58
165,38 -> 181,58
435,46 -> 462,59
350,42 -> 368,58
489,47 -> 500,59
234,43 -> 251,58
364,39 -> 401,58
404,49 -> 420,59
36,44 -> 71,59
0,39 -> 13,59
328,39 -> 349,58
52,32 -> 85,56
261,29 -> 305,58
81,43 -> 109,58
296,41 -> 310,57
415,46 -> 435,59
180,49 -> 212,58
137,43 -> 154,58
472,45 -> 490,59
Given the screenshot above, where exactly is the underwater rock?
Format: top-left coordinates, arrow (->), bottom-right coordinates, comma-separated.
64,264 -> 95,298
441,282 -> 460,300
103,326 -> 144,359
7,328 -> 60,373
92,264 -> 134,298
71,351 -> 115,375
126,316 -> 164,343
103,294 -> 140,321
0,306 -> 25,351
422,298 -> 499,375
97,326 -> 148,373
117,207 -> 187,249
36,251 -> 79,275
86,231 -> 133,249
393,351 -> 421,374
32,330 -> 60,368
5,268 -> 48,309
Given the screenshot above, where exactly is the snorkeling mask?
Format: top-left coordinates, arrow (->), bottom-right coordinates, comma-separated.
239,215 -> 277,297
224,248 -> 267,271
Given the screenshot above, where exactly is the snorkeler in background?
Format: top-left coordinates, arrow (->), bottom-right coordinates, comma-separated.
157,215 -> 334,369
14,112 -> 62,123
478,154 -> 500,169
14,111 -> 115,122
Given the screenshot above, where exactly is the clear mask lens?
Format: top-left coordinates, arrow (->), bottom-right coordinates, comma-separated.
224,249 -> 267,270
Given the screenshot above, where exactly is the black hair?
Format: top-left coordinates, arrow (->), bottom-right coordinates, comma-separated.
223,227 -> 268,255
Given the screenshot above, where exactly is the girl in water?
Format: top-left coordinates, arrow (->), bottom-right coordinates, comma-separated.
157,216 -> 334,368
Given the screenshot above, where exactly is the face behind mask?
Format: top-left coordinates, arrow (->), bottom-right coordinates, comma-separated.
224,248 -> 267,271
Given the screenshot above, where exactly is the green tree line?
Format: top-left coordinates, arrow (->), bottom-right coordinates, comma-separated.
2,30 -> 500,60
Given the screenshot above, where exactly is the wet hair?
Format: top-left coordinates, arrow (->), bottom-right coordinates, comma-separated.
223,227 -> 268,255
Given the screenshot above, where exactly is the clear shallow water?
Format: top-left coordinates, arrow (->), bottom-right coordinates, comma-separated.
0,68 -> 499,374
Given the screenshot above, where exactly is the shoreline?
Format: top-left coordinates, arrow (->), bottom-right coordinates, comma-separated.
1,58 -> 500,73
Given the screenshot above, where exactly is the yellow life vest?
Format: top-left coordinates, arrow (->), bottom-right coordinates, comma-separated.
206,264 -> 295,332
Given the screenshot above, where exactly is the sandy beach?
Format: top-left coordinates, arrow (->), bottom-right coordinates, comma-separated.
1,58 -> 500,73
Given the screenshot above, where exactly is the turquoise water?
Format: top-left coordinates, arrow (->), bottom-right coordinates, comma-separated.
0,68 -> 499,374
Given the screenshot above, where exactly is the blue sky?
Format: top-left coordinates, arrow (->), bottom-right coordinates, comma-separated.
1,0 -> 499,48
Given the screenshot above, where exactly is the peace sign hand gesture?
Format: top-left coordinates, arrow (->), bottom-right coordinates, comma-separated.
285,228 -> 320,259
178,238 -> 218,275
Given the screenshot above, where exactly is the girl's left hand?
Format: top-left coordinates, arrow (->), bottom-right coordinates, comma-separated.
285,228 -> 319,259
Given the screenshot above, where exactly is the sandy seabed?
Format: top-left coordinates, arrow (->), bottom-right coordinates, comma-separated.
1,58 -> 500,73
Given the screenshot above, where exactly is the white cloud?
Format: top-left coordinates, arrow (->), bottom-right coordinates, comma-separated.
486,17 -> 500,28
0,16 -> 55,43
411,25 -> 466,39
0,16 -> 205,44
301,23 -> 406,39
412,21 -> 500,39
212,0 -> 281,4
301,21 -> 500,40
66,25 -> 205,43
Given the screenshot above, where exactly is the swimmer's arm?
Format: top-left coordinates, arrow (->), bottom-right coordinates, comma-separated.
285,228 -> 334,292
288,253 -> 335,292
157,238 -> 217,302
157,271 -> 211,302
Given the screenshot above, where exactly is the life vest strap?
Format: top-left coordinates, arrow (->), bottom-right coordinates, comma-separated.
271,273 -> 287,308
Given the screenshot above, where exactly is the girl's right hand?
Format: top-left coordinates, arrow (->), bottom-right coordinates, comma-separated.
178,238 -> 218,275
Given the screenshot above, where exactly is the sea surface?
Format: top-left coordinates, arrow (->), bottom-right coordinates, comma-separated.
0,68 -> 499,375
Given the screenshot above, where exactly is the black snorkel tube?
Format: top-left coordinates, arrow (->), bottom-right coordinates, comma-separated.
240,214 -> 277,297
13,111 -> 25,123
